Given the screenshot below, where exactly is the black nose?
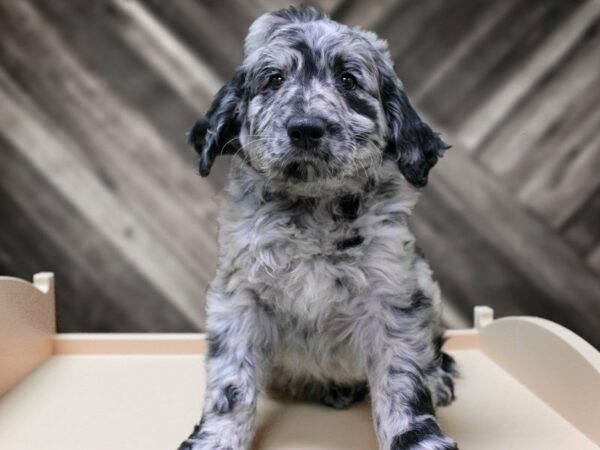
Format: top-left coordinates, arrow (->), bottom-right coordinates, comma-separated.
287,116 -> 326,148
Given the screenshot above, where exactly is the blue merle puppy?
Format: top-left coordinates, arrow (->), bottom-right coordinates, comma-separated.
180,6 -> 457,450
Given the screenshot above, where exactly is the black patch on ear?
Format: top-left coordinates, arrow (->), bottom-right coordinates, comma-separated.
188,70 -> 246,177
380,69 -> 450,187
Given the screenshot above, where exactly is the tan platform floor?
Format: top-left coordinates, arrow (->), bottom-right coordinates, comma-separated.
0,349 -> 596,450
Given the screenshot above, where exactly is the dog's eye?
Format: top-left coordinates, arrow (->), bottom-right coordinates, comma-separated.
340,73 -> 357,90
268,73 -> 285,90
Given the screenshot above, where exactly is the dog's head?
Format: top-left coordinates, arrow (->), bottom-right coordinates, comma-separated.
189,6 -> 449,188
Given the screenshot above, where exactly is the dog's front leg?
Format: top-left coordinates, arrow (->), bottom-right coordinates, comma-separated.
366,316 -> 457,450
178,287 -> 276,450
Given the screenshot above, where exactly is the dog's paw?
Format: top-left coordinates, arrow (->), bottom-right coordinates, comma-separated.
390,418 -> 457,450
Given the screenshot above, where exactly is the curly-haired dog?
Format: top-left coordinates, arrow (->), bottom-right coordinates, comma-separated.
180,6 -> 457,450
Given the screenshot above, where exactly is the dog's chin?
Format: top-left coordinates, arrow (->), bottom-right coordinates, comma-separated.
281,160 -> 329,183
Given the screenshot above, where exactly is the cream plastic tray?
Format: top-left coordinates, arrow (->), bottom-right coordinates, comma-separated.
0,273 -> 598,450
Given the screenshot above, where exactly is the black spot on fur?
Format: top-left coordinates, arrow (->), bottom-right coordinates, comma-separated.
441,372 -> 455,401
216,384 -> 242,414
433,334 -> 457,376
375,414 -> 381,431
410,382 -> 436,416
291,39 -> 319,83
441,351 -> 457,374
411,289 -> 432,309
344,91 -> 378,121
283,162 -> 309,181
374,180 -> 399,199
334,194 -> 361,221
249,289 -> 274,317
415,244 -> 427,259
178,419 -> 209,450
322,381 -> 369,409
387,365 -> 435,416
390,418 -> 445,450
390,289 -> 431,315
207,331 -> 226,358
336,235 -> 364,250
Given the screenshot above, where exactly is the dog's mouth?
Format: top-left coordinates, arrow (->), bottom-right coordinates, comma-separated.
282,161 -> 321,182
275,148 -> 335,182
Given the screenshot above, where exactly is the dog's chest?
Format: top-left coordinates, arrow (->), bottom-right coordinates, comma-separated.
232,196 -> 369,320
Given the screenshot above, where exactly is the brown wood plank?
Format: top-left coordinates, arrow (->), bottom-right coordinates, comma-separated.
0,135 -> 196,333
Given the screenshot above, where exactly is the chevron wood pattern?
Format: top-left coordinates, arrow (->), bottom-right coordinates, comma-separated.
0,0 -> 598,347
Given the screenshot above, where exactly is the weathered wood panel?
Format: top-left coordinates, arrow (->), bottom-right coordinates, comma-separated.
0,135 -> 194,332
0,0 -> 598,346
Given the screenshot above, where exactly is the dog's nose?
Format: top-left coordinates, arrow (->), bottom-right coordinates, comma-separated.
287,117 -> 326,148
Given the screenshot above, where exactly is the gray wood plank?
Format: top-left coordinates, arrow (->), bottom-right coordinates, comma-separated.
423,136 -> 600,346
454,0 -> 596,147
412,188 -> 584,340
517,116 -> 600,228
28,1 -> 212,162
376,0 -> 443,65
562,187 -> 600,258
330,0 -> 399,28
0,135 -> 196,332
421,0 -> 586,132
477,15 -> 600,189
0,1 -> 220,285
141,0 -> 247,78
0,68 -> 209,328
391,0 -> 508,95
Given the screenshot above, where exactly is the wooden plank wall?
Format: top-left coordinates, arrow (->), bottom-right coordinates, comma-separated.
0,0 -> 598,346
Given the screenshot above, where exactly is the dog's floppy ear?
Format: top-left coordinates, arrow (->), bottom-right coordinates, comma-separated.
379,67 -> 450,187
188,70 -> 246,177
